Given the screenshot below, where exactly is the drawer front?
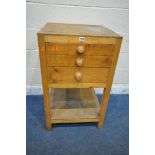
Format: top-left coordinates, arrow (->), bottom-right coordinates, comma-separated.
69,44 -> 114,56
47,67 -> 110,84
47,55 -> 112,67
46,43 -> 114,56
46,43 -> 68,55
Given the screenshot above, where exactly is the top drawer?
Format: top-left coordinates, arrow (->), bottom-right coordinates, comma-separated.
46,43 -> 114,56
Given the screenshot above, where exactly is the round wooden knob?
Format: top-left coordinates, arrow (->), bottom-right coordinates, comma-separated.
77,46 -> 85,54
75,72 -> 82,81
76,57 -> 83,67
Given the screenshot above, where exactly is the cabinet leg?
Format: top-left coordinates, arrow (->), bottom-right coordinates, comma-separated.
45,112 -> 52,130
38,36 -> 52,131
98,88 -> 111,128
43,88 -> 52,131
45,120 -> 52,130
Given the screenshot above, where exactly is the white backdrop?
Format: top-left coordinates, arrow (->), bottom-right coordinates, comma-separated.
26,0 -> 129,94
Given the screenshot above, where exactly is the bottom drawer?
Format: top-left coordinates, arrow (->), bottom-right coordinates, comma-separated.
47,67 -> 110,84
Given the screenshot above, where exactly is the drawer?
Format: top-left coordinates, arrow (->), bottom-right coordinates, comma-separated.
46,43 -> 114,56
69,44 -> 114,56
46,55 -> 112,67
47,67 -> 110,84
46,43 -> 68,55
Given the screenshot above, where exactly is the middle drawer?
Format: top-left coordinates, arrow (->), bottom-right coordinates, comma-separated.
46,55 -> 112,68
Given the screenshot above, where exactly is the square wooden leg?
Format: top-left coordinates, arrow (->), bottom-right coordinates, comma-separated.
98,88 -> 111,128
43,88 -> 52,130
45,114 -> 52,130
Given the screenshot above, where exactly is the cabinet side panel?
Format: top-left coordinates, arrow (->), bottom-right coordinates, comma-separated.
98,38 -> 122,128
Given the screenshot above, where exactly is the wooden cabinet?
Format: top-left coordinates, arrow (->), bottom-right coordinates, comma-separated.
37,23 -> 122,130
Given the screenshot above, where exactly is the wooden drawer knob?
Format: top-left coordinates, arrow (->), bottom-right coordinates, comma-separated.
77,46 -> 85,54
76,57 -> 83,67
75,72 -> 82,81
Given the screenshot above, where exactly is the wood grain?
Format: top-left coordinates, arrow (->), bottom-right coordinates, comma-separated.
47,67 -> 110,84
48,83 -> 107,88
50,88 -> 100,123
38,35 -> 52,130
69,43 -> 114,56
38,23 -> 122,38
44,35 -> 116,44
46,42 -> 114,56
46,43 -> 68,55
37,23 -> 123,129
46,55 -> 112,67
98,38 -> 122,128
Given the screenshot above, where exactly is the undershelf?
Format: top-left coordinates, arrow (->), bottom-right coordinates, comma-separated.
49,88 -> 100,124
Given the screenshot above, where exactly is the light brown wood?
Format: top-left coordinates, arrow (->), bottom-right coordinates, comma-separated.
98,38 -> 122,128
50,88 -> 100,123
46,43 -> 68,55
38,23 -> 122,38
38,35 -> 52,130
47,67 -> 110,84
52,118 -> 99,124
44,35 -> 116,44
69,44 -> 114,56
46,55 -> 112,67
48,83 -> 107,88
46,43 -> 114,56
38,23 -> 123,130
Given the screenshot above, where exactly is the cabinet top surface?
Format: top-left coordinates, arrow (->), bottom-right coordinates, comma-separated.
37,23 -> 122,38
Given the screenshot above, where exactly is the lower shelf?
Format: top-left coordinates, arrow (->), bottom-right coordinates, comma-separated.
49,88 -> 100,124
